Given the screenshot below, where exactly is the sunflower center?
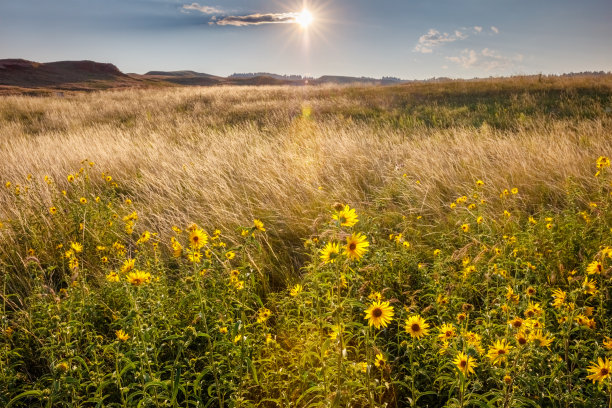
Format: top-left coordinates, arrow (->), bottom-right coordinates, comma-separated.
459,360 -> 467,368
601,368 -> 609,375
372,308 -> 383,318
497,349 -> 506,355
518,337 -> 527,345
513,321 -> 522,328
349,243 -> 357,251
411,323 -> 420,332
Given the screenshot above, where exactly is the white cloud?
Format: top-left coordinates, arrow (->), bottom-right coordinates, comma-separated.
473,26 -> 482,33
491,26 -> 499,34
446,48 -> 523,71
182,3 -> 223,14
214,12 -> 300,26
414,29 -> 468,53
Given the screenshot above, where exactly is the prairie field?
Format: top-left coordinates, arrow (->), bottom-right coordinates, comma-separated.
1,75 -> 612,407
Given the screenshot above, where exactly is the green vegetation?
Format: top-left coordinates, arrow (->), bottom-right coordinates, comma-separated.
1,76 -> 612,406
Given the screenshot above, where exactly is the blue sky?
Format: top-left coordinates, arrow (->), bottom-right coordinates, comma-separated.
1,0 -> 610,79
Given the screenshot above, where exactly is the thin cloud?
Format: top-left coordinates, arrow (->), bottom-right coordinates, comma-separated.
446,48 -> 523,71
491,26 -> 499,34
474,26 -> 482,33
414,29 -> 468,53
182,3 -> 223,14
214,12 -> 299,26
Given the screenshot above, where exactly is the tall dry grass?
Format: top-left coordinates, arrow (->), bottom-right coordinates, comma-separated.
1,80 -> 611,282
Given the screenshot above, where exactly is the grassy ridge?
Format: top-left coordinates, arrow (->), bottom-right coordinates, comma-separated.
1,76 -> 612,406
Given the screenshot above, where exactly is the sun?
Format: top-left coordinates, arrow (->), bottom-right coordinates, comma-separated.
295,9 -> 313,28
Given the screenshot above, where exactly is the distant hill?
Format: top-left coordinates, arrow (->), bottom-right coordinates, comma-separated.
0,59 -> 140,91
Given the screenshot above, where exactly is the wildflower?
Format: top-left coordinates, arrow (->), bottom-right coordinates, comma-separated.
219,326 -> 228,334
530,330 -> 555,348
116,330 -> 130,341
106,271 -> 120,282
187,251 -> 202,264
546,223 -> 553,230
70,242 -> 83,253
602,337 -> 612,350
125,198 -> 132,205
508,317 -> 524,330
101,256 -> 109,263
233,335 -> 243,344
121,258 -> 136,274
524,302 -> 543,318
404,315 -> 429,339
290,284 -> 303,297
364,301 -> 394,329
358,362 -> 368,373
368,291 -> 383,302
433,249 -> 441,256
374,353 -> 387,369
487,339 -> 512,365
189,228 -> 208,250
68,257 -> 79,269
438,323 -> 456,341
56,362 -> 69,372
454,352 -> 477,376
49,206 -> 57,215
464,331 -> 485,354
586,357 -> 611,384
136,231 -> 151,245
450,202 -> 457,209
126,270 -> 151,286
503,375 -> 512,385
515,331 -> 528,346
105,175 -> 112,182
67,174 -> 75,182
257,308 -> 272,324
511,188 -> 518,195
344,232 -> 369,260
79,197 -> 87,205
525,286 -> 536,297
461,224 -> 469,233
528,216 -> 537,224
225,251 -> 235,260
476,216 -> 483,224
503,210 -> 511,218
456,312 -> 467,323
476,179 -> 484,186
320,242 -> 341,264
253,219 -> 266,231
596,156 -> 611,169
332,204 -> 359,227
436,294 -> 449,306
171,237 -> 182,258
582,276 -> 597,295
586,260 -> 603,275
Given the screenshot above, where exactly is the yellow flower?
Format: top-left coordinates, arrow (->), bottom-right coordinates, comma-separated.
602,337 -> 612,350
487,339 -> 512,365
70,242 -> 83,253
405,315 -> 429,339
320,242 -> 340,264
67,174 -> 75,182
511,188 -> 518,195
364,301 -> 394,329
136,231 -> 151,245
374,353 -> 387,369
257,308 -> 272,324
586,357 -> 611,383
171,237 -> 182,258
106,271 -> 120,282
515,331 -> 528,346
551,288 -> 566,308
116,330 -> 130,341
524,302 -> 543,318
121,258 -> 136,274
290,284 -> 303,297
49,206 -> 57,215
583,276 -> 597,295
454,351 -> 477,376
508,317 -> 524,330
525,286 -> 536,297
461,224 -> 469,233
476,216 -> 483,224
225,251 -> 235,260
344,232 -> 369,260
101,256 -> 109,263
530,330 -> 555,348
586,260 -> 603,275
528,216 -> 537,224
438,323 -> 456,341
68,257 -> 79,270
187,251 -> 202,264
189,228 -> 208,250
433,249 -> 441,256
79,197 -> 87,205
476,179 -> 484,186
219,326 -> 228,334
332,204 -> 359,227
596,156 -> 610,169
126,270 -> 151,286
252,219 -> 266,232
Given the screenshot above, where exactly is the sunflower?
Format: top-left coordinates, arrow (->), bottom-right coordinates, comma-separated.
121,258 -> 136,274
189,228 -> 208,250
344,232 -> 369,260
551,288 -> 566,308
290,284 -> 303,297
253,219 -> 266,232
374,353 -> 387,369
320,242 -> 340,264
225,251 -> 235,260
49,206 -> 57,215
405,315 -> 429,339
70,242 -> 83,253
524,302 -> 543,318
257,308 -> 272,324
126,270 -> 151,286
454,352 -> 477,376
596,156 -> 611,169
586,357 -> 611,383
187,250 -> 202,264
438,323 -> 456,341
586,260 -> 603,275
530,330 -> 555,348
79,197 -> 87,205
515,331 -> 528,346
115,330 -> 130,341
461,224 -> 470,233
106,271 -> 120,282
583,276 -> 597,295
332,205 -> 358,227
487,339 -> 512,365
364,301 -> 394,329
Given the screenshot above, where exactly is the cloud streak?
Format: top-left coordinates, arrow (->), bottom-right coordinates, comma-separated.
182,3 -> 223,14
414,29 -> 467,53
213,12 -> 300,26
446,48 -> 523,71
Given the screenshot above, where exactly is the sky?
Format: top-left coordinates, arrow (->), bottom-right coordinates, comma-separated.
1,0 -> 611,79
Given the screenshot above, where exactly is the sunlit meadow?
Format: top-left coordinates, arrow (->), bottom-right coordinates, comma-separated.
1,76 -> 612,407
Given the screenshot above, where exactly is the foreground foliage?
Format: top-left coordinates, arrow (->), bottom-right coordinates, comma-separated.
1,154 -> 611,407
